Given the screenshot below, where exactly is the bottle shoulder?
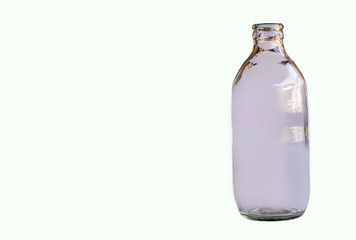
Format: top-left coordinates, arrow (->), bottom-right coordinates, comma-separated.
233,51 -> 306,87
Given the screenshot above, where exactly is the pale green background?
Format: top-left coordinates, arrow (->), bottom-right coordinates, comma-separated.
0,0 -> 355,239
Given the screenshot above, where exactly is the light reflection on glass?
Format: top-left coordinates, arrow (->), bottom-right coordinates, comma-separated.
273,66 -> 307,143
282,126 -> 305,143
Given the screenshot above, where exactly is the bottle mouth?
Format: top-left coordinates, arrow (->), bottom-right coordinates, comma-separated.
252,23 -> 284,31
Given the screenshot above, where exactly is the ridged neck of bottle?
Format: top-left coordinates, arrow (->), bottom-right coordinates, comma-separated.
252,23 -> 285,51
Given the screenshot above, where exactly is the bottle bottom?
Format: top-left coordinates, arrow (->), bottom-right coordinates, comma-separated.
240,207 -> 305,221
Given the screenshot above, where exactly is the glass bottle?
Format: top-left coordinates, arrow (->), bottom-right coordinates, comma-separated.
232,23 -> 310,221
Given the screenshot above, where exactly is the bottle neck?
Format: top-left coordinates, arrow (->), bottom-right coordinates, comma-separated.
252,23 -> 286,53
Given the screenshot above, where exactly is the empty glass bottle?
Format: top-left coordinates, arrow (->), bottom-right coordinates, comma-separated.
232,23 -> 310,221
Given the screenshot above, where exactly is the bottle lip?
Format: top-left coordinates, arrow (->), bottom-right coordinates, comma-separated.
252,23 -> 284,31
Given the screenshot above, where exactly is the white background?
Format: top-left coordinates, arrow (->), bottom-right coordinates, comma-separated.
1,0 -> 355,239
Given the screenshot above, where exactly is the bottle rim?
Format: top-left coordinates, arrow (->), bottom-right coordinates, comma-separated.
252,23 -> 284,31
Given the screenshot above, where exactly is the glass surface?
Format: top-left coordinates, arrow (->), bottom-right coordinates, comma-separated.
232,23 -> 310,221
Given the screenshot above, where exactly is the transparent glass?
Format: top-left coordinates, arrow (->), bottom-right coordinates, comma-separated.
232,23 -> 310,221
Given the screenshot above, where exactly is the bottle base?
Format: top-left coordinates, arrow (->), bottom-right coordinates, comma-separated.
240,207 -> 304,221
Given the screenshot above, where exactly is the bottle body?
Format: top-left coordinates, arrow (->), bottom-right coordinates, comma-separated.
232,24 -> 309,221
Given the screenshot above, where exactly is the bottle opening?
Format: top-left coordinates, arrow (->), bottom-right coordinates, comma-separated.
252,23 -> 284,31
